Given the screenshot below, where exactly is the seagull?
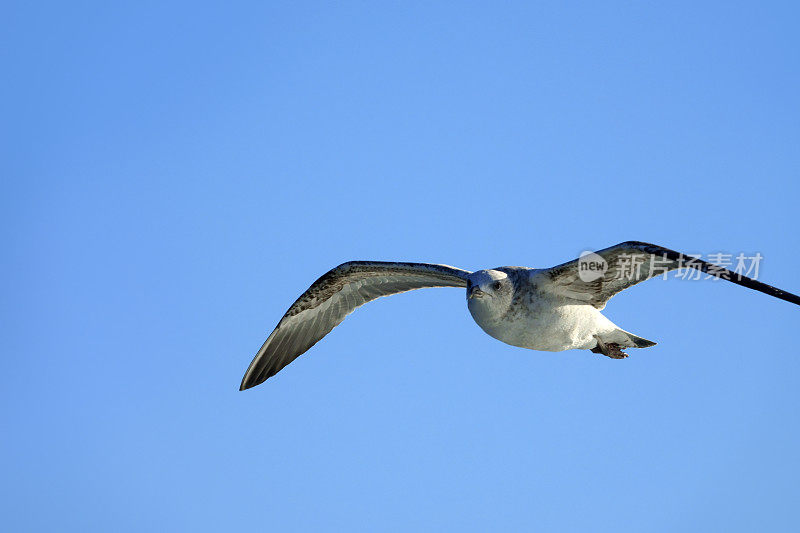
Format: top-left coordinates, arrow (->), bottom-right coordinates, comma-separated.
240,241 -> 800,390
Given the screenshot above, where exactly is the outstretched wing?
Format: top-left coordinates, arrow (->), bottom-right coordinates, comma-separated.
539,241 -> 800,309
240,261 -> 471,390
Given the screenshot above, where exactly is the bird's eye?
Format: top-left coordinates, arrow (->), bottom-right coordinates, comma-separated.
492,281 -> 502,291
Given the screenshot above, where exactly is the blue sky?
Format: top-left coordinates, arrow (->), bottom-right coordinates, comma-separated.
4,1 -> 800,531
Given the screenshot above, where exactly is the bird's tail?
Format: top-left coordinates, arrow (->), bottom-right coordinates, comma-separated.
623,331 -> 657,348
603,328 -> 657,349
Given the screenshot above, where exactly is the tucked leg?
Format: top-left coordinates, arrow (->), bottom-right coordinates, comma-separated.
591,336 -> 629,359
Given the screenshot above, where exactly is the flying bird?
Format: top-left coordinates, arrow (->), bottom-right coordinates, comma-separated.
240,241 -> 800,390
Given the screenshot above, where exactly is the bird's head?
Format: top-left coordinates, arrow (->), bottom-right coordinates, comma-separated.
466,269 -> 514,322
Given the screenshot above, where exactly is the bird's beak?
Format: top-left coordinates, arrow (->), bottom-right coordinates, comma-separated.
468,286 -> 484,299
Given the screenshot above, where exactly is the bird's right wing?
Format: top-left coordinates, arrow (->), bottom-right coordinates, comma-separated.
240,261 -> 471,390
538,241 -> 800,309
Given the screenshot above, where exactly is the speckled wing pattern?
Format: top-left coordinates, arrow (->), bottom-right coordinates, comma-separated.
541,241 -> 800,309
240,261 -> 471,390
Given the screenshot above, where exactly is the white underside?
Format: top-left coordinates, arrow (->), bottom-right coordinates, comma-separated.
469,296 -> 637,352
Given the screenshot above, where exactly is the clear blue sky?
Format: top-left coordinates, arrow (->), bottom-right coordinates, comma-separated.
4,2 -> 800,531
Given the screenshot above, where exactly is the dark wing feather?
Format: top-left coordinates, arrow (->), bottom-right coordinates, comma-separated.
240,261 -> 470,390
540,241 -> 800,309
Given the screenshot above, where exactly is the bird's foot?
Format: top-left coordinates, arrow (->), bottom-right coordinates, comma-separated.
591,337 -> 629,359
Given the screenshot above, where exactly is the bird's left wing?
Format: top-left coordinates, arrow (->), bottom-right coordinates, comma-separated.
240,261 -> 471,390
538,241 -> 800,309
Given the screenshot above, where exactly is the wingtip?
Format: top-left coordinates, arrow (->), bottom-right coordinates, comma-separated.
239,372 -> 255,391
239,371 -> 268,391
239,376 -> 256,391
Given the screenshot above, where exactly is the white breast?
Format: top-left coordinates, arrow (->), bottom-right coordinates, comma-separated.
468,294 -> 614,352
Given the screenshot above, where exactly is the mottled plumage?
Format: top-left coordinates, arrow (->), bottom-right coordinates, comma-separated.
240,242 -> 800,390
240,262 -> 469,388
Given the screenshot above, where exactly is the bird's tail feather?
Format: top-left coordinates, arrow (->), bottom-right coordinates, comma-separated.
625,331 -> 657,348
604,328 -> 657,349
